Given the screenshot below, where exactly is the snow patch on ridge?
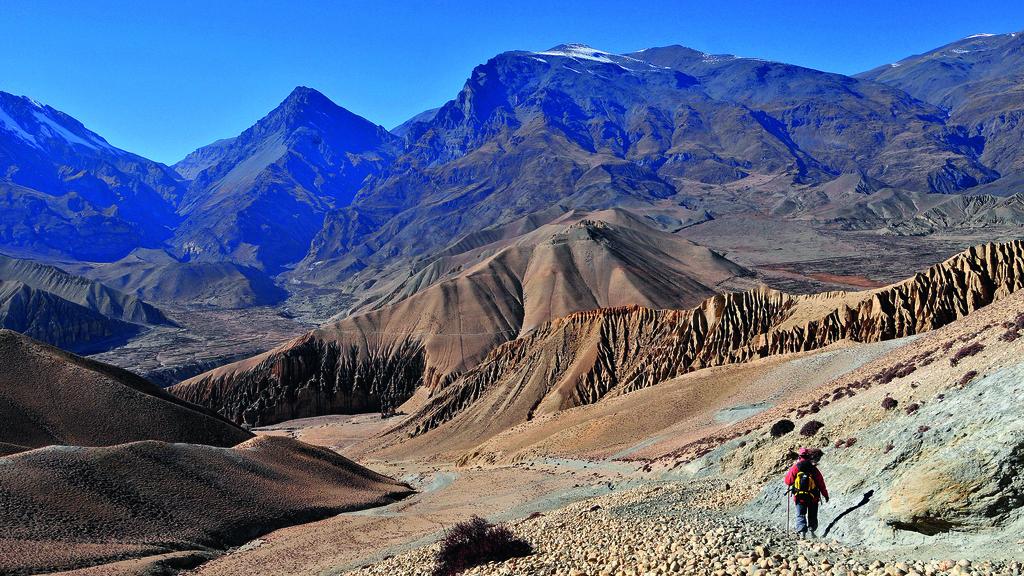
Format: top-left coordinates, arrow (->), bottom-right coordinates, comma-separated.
0,106 -> 40,148
537,43 -> 619,63
31,110 -> 113,152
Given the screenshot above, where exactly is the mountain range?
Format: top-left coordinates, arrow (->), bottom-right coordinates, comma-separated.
3,28 -> 1024,576
1,31 -> 1022,365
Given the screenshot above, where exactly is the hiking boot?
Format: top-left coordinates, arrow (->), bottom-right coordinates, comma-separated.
809,530 -> 817,539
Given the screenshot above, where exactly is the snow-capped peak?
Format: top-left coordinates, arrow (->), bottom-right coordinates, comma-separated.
0,92 -> 117,153
536,43 -> 619,64
964,33 -> 995,39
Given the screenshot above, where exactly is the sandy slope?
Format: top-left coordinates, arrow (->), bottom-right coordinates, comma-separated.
0,436 -> 412,575
0,329 -> 249,450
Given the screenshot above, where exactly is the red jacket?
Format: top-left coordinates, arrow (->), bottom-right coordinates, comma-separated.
784,458 -> 828,502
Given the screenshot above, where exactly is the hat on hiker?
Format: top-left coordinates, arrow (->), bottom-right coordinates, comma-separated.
798,448 -> 812,458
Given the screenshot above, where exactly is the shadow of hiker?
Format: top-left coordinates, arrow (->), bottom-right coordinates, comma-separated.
822,490 -> 874,538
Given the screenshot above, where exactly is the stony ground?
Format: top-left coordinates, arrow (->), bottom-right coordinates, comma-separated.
349,483 -> 1022,576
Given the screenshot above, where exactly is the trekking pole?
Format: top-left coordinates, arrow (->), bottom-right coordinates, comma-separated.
786,488 -> 791,532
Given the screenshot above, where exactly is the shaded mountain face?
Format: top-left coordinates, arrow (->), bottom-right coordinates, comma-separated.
0,253 -> 171,325
172,209 -> 755,426
0,92 -> 183,261
297,43 -> 998,286
172,87 -> 402,272
858,31 -> 1024,180
0,253 -> 173,353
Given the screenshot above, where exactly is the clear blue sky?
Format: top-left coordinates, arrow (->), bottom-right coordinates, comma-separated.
2,0 -> 1021,164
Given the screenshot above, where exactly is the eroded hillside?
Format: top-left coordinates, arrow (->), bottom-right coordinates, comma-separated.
386,240 -> 1023,445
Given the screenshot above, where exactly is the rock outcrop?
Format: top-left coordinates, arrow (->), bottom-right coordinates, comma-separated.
396,240 -> 1024,437
173,333 -> 426,426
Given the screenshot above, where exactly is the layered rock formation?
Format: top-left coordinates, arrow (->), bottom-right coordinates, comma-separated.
173,210 -> 752,425
394,240 -> 1024,438
716,286 -> 1024,553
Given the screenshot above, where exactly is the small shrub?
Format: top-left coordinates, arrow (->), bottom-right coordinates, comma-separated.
905,402 -> 920,415
845,437 -> 857,448
881,396 -> 898,410
433,516 -> 532,576
875,361 -> 917,384
950,342 -> 985,367
918,425 -> 930,433
770,419 -> 795,437
883,443 -> 894,454
800,420 -> 825,436
958,370 -> 978,388
809,402 -> 821,413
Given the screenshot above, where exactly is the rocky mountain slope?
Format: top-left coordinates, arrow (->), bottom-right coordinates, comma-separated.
0,91 -> 183,261
0,329 -> 250,451
171,87 -> 402,272
0,253 -> 170,324
74,248 -> 288,308
0,253 -> 172,353
0,281 -> 144,353
859,31 -> 1024,181
171,209 -> 754,425
294,42 -> 1000,288
379,240 -> 1023,445
670,285 -> 1024,556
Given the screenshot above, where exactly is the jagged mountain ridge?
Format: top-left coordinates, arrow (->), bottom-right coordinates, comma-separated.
294,41 -> 1002,288
386,240 -> 1024,442
0,91 -> 183,261
171,209 -> 755,425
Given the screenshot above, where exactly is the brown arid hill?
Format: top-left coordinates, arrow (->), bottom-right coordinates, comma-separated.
0,329 -> 250,450
172,209 -> 754,426
0,435 -> 412,575
373,240 -> 1023,454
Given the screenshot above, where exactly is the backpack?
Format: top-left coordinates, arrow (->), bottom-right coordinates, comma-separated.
792,460 -> 818,504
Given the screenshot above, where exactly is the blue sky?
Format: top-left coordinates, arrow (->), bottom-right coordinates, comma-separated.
2,0 -> 1021,164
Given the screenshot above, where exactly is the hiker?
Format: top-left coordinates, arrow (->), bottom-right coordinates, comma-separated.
784,448 -> 829,538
